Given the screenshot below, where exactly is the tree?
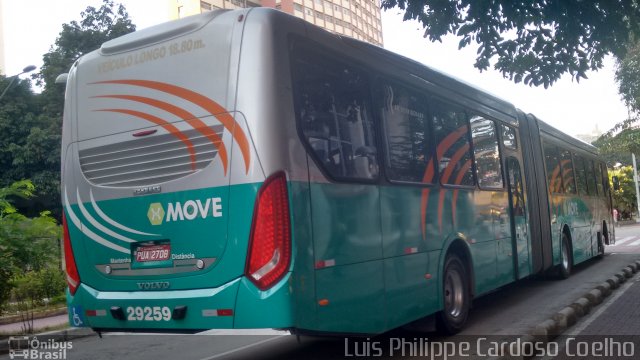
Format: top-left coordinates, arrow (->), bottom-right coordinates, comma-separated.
0,0 -> 136,218
0,78 -> 61,216
36,0 -> 136,118
592,128 -> 639,167
609,166 -> 637,219
382,0 -> 640,88
615,40 -> 640,121
0,181 -> 60,314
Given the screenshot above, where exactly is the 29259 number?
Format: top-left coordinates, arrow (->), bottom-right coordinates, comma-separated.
126,306 -> 172,321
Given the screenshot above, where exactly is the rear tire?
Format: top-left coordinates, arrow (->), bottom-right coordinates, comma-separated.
436,254 -> 470,335
558,233 -> 572,279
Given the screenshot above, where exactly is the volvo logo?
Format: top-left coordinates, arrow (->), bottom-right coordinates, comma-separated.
134,185 -> 161,196
136,281 -> 170,290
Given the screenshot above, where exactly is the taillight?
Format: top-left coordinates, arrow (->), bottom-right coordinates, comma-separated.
62,213 -> 80,295
245,172 -> 291,290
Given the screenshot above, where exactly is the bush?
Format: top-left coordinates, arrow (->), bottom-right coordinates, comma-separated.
0,180 -> 61,312
49,294 -> 67,306
0,253 -> 15,315
11,268 -> 66,307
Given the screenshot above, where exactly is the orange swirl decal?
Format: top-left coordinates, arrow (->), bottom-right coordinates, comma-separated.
438,143 -> 471,232
549,164 -> 562,193
94,109 -> 198,170
451,160 -> 473,228
92,80 -> 251,174
420,126 -> 469,239
93,95 -> 228,174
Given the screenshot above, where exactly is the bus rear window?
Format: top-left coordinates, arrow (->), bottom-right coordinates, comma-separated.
292,46 -> 379,181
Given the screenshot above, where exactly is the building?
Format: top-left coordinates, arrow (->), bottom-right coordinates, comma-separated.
169,0 -> 383,46
575,125 -> 603,145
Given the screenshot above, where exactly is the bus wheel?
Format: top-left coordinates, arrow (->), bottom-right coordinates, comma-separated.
436,254 -> 470,335
559,234 -> 572,279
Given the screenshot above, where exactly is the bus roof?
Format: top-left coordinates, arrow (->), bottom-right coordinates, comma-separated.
338,35 -> 519,121
335,28 -> 598,157
536,116 -> 599,156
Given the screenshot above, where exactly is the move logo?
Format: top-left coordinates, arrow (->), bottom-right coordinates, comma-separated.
147,198 -> 223,225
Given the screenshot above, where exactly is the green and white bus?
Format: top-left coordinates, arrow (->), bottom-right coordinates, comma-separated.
61,8 -> 613,335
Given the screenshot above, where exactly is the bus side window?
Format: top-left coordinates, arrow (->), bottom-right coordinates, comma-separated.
432,99 -> 475,186
378,81 -> 433,183
560,149 -> 576,194
586,159 -> 598,195
601,162 -> 610,197
595,161 -> 605,196
543,142 -> 563,193
574,155 -> 588,195
292,50 -> 379,181
470,116 -> 503,189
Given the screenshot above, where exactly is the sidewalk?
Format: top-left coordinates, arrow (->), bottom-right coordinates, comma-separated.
615,220 -> 640,227
0,314 -> 69,335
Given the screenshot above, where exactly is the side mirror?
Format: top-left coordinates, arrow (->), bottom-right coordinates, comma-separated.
612,176 -> 620,191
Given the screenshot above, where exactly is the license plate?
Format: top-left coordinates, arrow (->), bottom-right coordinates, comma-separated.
135,244 -> 171,262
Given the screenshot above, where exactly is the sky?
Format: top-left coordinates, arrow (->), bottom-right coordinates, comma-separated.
1,0 -> 630,137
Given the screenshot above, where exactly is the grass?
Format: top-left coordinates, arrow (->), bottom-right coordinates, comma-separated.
1,302 -> 66,318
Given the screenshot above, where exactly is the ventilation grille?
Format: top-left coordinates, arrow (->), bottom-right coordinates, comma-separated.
79,126 -> 224,187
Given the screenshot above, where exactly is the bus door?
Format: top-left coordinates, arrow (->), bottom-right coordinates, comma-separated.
505,157 -> 531,279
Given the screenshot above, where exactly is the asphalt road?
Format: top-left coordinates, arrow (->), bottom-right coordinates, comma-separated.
3,225 -> 639,360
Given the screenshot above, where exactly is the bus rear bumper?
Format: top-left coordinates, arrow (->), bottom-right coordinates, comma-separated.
66,274 -> 293,330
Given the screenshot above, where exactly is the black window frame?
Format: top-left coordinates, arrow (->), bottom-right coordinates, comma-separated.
376,77 -> 437,186
500,124 -> 518,151
543,141 -> 563,194
585,158 -> 598,196
430,97 -> 477,189
573,154 -> 588,196
290,39 -> 381,184
600,162 -> 610,198
559,148 -> 577,194
469,114 -> 505,190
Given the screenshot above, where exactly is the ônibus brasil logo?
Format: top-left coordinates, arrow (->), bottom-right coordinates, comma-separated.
147,198 -> 222,226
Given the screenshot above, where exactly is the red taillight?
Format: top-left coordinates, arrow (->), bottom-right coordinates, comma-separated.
245,172 -> 291,290
62,213 -> 80,295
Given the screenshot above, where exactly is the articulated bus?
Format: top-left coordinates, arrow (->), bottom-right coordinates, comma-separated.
60,8 -> 613,335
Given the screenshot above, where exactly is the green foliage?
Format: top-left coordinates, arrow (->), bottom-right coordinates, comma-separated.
0,180 -> 34,216
11,268 -> 66,305
382,0 -> 640,88
593,129 -> 640,167
36,0 -> 136,119
0,181 -> 61,314
0,0 -> 136,218
609,166 -> 637,217
616,41 -> 640,118
0,252 -> 13,314
0,1 -> 135,314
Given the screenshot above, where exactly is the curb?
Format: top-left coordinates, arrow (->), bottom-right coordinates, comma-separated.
0,307 -> 67,326
498,258 -> 640,359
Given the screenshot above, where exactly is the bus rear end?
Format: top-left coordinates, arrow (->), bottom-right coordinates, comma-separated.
61,9 -> 293,331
